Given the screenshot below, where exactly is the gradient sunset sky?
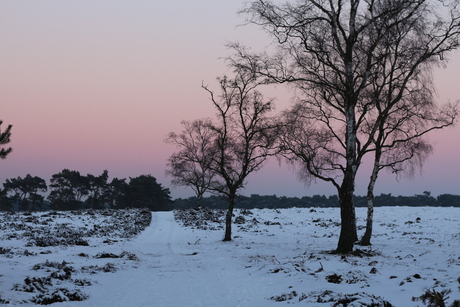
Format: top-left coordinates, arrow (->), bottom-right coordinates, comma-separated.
1,1 -> 459,199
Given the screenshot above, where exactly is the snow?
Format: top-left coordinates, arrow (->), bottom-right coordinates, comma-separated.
0,207 -> 459,306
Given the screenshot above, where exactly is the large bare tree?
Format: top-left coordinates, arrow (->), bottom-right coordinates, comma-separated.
0,120 -> 12,159
203,69 -> 278,241
165,119 -> 218,207
233,0 -> 460,252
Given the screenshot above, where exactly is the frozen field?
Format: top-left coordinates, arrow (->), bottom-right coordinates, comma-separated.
0,206 -> 458,306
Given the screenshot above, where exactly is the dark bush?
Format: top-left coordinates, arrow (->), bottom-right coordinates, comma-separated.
0,247 -> 12,255
269,291 -> 297,302
326,273 -> 343,284
32,260 -> 73,271
94,252 -> 120,259
13,276 -> 52,293
0,295 -> 10,304
74,279 -> 92,287
174,207 -> 225,230
80,263 -> 117,274
30,288 -> 88,305
234,216 -> 246,224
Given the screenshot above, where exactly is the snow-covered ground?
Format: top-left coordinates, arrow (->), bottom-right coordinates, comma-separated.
0,207 -> 458,306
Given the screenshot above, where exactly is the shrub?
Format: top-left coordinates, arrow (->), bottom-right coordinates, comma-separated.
269,291 -> 297,302
239,208 -> 253,215
101,263 -> 117,273
30,235 -> 88,247
74,279 -> 92,287
333,293 -> 394,307
94,251 -> 138,261
174,207 -> 225,229
32,260 -> 73,271
0,247 -> 12,255
94,252 -> 120,259
81,263 -> 117,274
13,276 -> 52,293
50,268 -> 73,281
0,295 -> 10,304
234,216 -> 246,224
326,273 -> 343,284
120,251 -> 139,261
412,288 -> 451,307
30,288 -> 88,305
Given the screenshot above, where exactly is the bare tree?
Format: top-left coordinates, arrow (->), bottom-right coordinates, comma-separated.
357,26 -> 459,244
203,69 -> 278,241
356,3 -> 459,244
359,104 -> 457,244
0,120 -> 12,159
165,119 -> 218,207
234,0 -> 460,252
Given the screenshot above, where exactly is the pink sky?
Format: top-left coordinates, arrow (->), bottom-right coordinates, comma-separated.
1,1 -> 459,199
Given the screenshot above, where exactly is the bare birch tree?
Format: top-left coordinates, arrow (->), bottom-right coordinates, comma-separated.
356,1 -> 460,244
203,69 -> 279,241
233,0 -> 460,252
357,21 -> 459,244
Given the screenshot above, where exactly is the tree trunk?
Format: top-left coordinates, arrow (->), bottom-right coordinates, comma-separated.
336,178 -> 358,253
223,193 -> 235,241
195,193 -> 203,208
360,197 -> 374,246
360,148 -> 381,246
20,194 -> 27,211
336,101 -> 359,253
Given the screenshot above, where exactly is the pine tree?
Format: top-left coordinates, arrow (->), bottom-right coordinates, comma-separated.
0,121 -> 12,159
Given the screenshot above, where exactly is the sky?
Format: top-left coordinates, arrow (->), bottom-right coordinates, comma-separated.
0,1 -> 459,199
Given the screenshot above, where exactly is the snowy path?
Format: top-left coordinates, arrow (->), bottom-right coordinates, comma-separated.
82,212 -> 279,307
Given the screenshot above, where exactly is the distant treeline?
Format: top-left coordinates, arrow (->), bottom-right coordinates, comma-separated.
174,191 -> 460,209
0,170 -> 173,212
2,169 -> 459,212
